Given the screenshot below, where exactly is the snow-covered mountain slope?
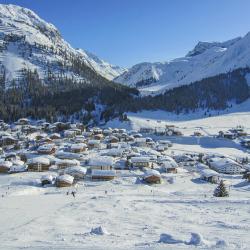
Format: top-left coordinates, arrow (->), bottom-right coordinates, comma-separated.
0,4 -> 124,86
115,33 -> 250,95
76,49 -> 126,80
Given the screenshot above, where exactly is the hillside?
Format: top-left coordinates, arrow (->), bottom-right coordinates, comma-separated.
115,34 -> 250,95
0,4 -> 125,86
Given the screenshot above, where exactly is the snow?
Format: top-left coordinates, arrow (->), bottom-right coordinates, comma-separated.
0,168 -> 249,248
27,156 -> 50,165
144,169 -> 161,178
57,174 -> 74,184
89,156 -> 114,167
0,4 -> 125,85
116,32 -> 250,95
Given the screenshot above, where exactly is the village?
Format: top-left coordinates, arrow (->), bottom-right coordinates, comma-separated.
0,117 -> 249,191
0,117 -> 250,248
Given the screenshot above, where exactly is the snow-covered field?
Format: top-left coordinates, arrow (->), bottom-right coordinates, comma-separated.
0,109 -> 250,249
0,169 -> 249,249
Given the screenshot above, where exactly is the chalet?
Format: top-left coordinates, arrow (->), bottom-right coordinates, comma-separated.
162,160 -> 178,173
130,156 -> 152,169
88,140 -> 101,149
70,143 -> 87,153
92,127 -> 103,135
103,129 -> 112,136
158,140 -> 173,147
93,134 -> 104,140
134,138 -> 147,147
140,127 -> 154,134
108,136 -> 119,144
0,136 -> 17,147
0,160 -> 12,173
27,156 -> 51,172
91,169 -> 116,181
16,118 -> 29,125
193,131 -> 203,137
56,174 -> 74,187
55,151 -> 85,161
55,159 -> 80,169
89,156 -> 114,170
208,157 -> 244,174
49,133 -> 61,140
218,131 -> 236,140
200,169 -> 220,184
64,129 -> 77,138
105,148 -> 124,157
41,174 -> 57,186
229,127 -> 247,137
54,122 -> 71,132
64,166 -> 87,180
37,144 -> 56,155
143,169 -> 161,184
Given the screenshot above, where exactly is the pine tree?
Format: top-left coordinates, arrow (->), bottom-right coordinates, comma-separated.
214,180 -> 229,197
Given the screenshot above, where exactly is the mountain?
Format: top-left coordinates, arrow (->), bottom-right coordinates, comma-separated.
115,34 -> 250,95
0,4 -> 136,122
0,4 -> 124,86
76,49 -> 126,80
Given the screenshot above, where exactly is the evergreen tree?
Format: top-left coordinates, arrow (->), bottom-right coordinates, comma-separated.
214,180 -> 229,197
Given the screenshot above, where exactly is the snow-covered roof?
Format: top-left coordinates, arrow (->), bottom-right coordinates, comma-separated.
91,169 -> 116,177
144,169 -> 161,178
89,156 -> 114,166
27,156 -> 50,165
70,143 -> 87,150
64,166 -> 87,176
200,169 -> 219,177
0,160 -> 12,168
130,156 -> 150,163
57,174 -> 74,184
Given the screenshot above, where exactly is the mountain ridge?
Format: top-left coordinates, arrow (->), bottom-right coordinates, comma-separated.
115,33 -> 250,95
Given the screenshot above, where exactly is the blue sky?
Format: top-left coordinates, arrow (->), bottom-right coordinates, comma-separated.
1,0 -> 250,67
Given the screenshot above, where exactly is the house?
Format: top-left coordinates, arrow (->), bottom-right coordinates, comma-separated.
55,159 -> 80,169
193,131 -> 203,137
162,161 -> 178,173
134,138 -> 147,147
88,140 -> 101,149
89,156 -> 114,170
105,148 -> 124,157
55,151 -> 85,161
37,144 -> 56,155
208,157 -> 244,174
130,156 -> 152,169
143,170 -> 161,184
158,140 -> 173,147
49,133 -> 61,140
242,169 -> 250,181
0,136 -> 17,147
64,129 -> 77,138
16,118 -> 29,125
70,143 -> 87,153
91,169 -> 116,181
41,174 -> 57,186
27,156 -> 51,172
0,160 -> 12,173
108,136 -> 119,143
93,134 -> 104,140
64,166 -> 87,180
56,174 -> 74,187
218,131 -> 236,140
139,127 -> 154,134
200,169 -> 220,184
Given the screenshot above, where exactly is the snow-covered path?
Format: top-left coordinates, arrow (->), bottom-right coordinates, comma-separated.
0,171 -> 249,249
